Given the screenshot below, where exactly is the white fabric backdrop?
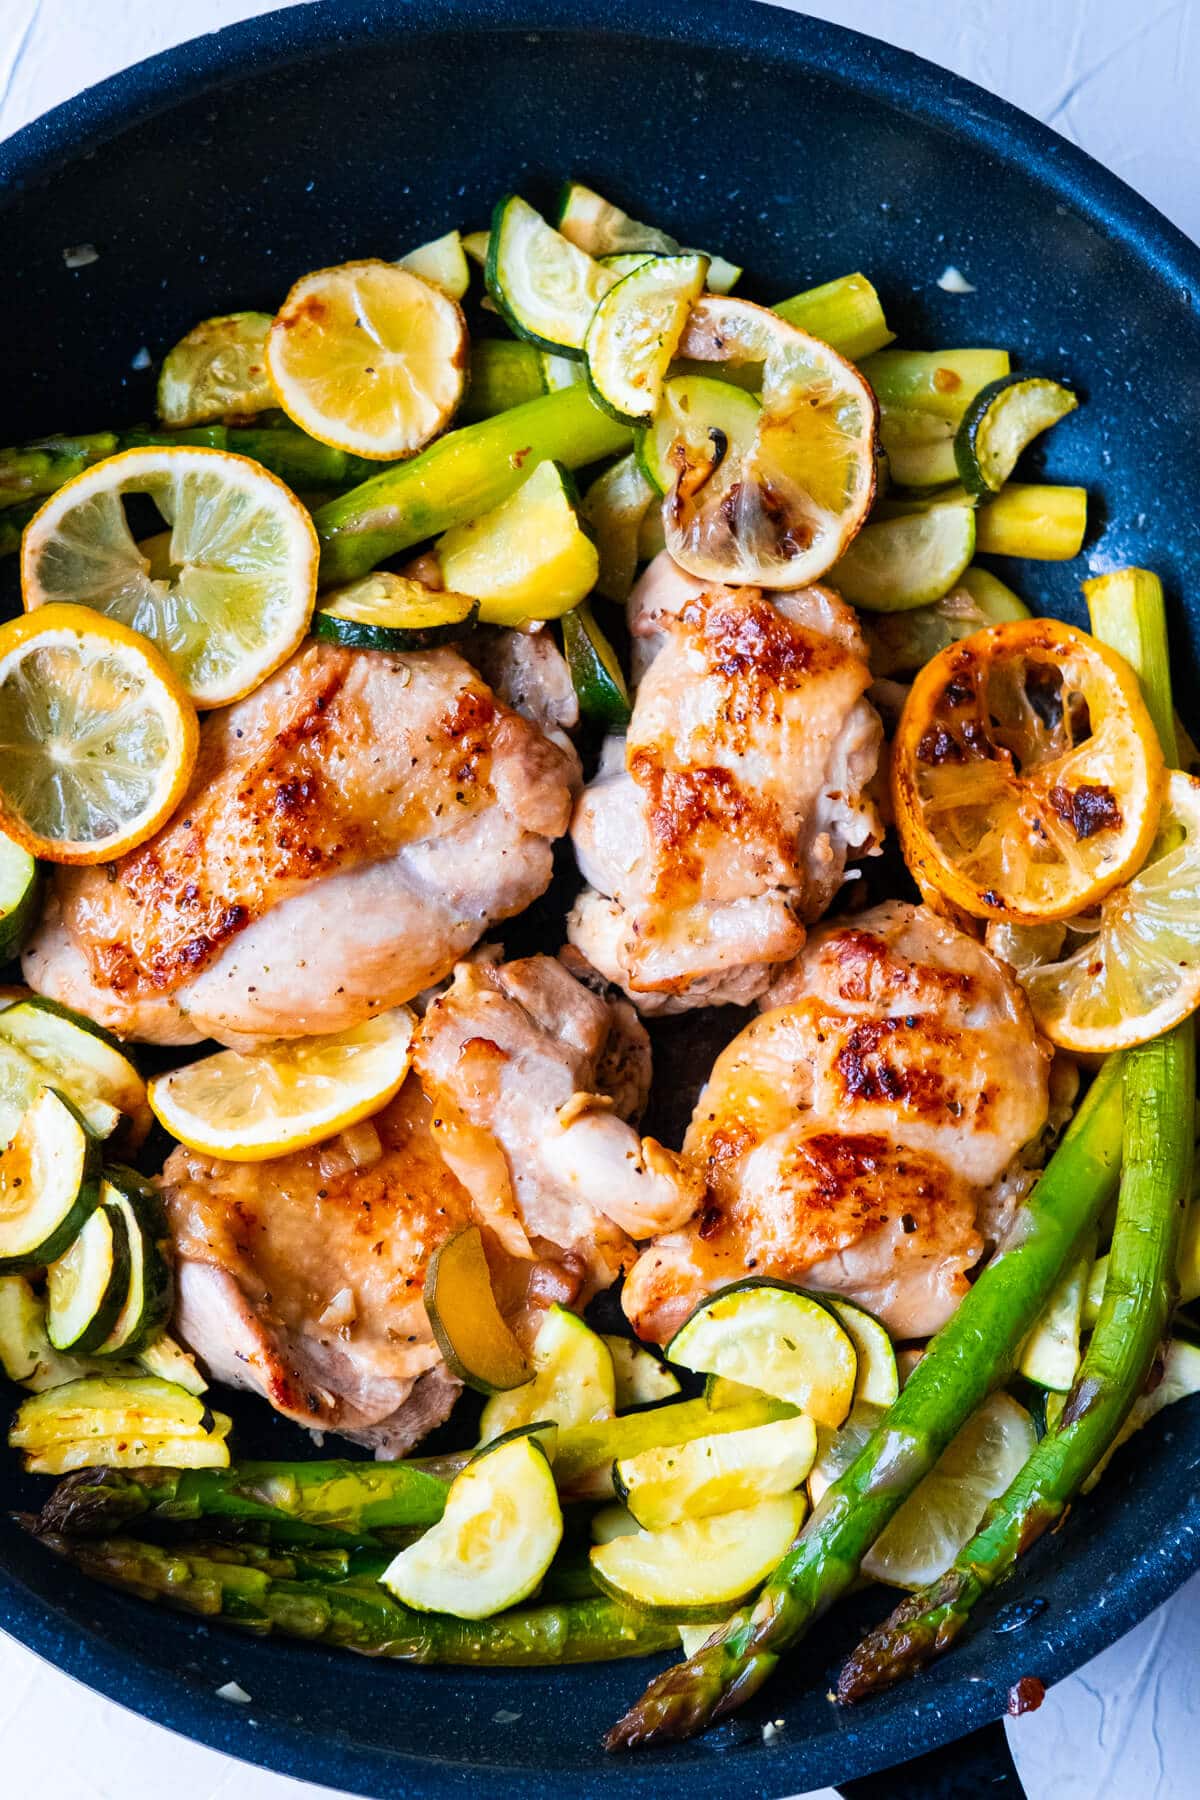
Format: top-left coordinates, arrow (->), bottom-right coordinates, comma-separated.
1,2 -> 1198,1795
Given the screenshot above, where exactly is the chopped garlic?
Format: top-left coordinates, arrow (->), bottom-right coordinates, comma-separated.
937,265 -> 976,294
63,244 -> 99,269
216,1680 -> 252,1704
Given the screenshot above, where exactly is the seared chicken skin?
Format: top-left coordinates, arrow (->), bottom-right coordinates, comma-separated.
623,901 -> 1052,1342
568,553 -> 882,1012
161,954 -> 690,1452
413,953 -> 702,1295
25,640 -> 578,1047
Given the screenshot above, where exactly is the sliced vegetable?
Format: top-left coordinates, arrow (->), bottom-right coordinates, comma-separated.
880,408 -> 960,490
892,618 -> 1165,924
487,195 -> 612,357
479,1304 -> 614,1441
266,260 -> 467,458
554,1392 -> 796,1500
807,1403 -> 885,1507
603,1336 -> 680,1408
667,1282 -> 857,1428
955,375 -> 1077,498
147,1006 -> 415,1162
136,1331 -> 207,1394
0,833 -> 39,961
436,459 -> 598,627
863,567 -> 1029,678
380,1429 -> 562,1619
585,254 -> 707,424
156,312 -> 275,427
591,1493 -> 805,1621
635,372 -> 760,497
975,483 -> 1087,560
579,452 -> 657,601
614,1413 -> 817,1530
46,1202 -> 131,1354
1018,1232 -> 1094,1391
424,1225 -> 531,1394
556,180 -> 741,294
591,1502 -> 641,1544
827,1299 -> 899,1408
0,1087 -> 100,1272
313,573 -> 477,652
860,1394 -> 1037,1589
831,504 -> 975,611
94,1168 -> 173,1358
462,338 -> 546,422
539,351 -> 587,392
9,1374 -> 232,1474
662,297 -> 877,588
0,1031 -> 120,1146
0,998 -> 150,1148
397,229 -> 471,300
0,1273 -> 99,1391
1077,1336 -> 1200,1492
561,603 -> 631,731
773,272 -> 894,361
861,348 -> 1012,420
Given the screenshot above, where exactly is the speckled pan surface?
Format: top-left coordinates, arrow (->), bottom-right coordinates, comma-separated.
1,1 -> 1199,1793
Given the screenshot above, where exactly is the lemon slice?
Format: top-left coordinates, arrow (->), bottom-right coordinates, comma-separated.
266,260 -> 467,459
0,604 -> 198,864
892,618 -> 1165,923
21,447 -> 318,708
987,770 -> 1200,1052
663,295 -> 877,588
861,1394 -> 1035,1589
156,312 -> 275,427
147,1007 -> 415,1161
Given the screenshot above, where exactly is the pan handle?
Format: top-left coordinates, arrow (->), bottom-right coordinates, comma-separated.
836,1718 -> 1025,1798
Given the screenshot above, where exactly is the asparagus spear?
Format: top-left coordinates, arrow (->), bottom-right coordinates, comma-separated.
604,1056 -> 1125,1749
33,1529 -> 678,1663
0,498 -> 37,556
837,567 -> 1194,1704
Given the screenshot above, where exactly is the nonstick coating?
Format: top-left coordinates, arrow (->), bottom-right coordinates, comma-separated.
2,3 -> 1200,1794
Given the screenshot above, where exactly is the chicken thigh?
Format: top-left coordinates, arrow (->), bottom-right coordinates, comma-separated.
623,900 -> 1052,1342
24,639 -> 579,1047
568,553 -> 882,1013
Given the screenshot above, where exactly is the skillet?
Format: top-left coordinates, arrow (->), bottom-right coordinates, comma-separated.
2,2 -> 1200,1793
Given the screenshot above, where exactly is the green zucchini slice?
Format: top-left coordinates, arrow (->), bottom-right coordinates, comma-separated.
554,1392 -> 798,1500
603,1335 -> 680,1408
585,253 -> 708,425
94,1167 -> 174,1358
397,229 -> 471,300
1018,1233 -> 1094,1392
614,1412 -> 817,1529
0,997 -> 149,1147
136,1331 -> 208,1394
556,180 -> 741,295
424,1224 -> 532,1394
831,504 -> 976,611
380,1429 -> 563,1618
0,1032 -> 119,1148
590,1491 -> 805,1620
479,1304 -> 615,1443
486,194 -> 613,357
825,1298 -> 899,1408
955,374 -> 1078,498
880,408 -> 960,490
562,603 -> 632,731
861,348 -> 1012,420
0,834 -> 39,961
313,572 -> 478,651
436,459 -> 598,627
667,1281 -> 857,1428
579,453 -> 656,603
0,1087 -> 101,1272
635,372 -> 761,497
46,1201 -> 131,1354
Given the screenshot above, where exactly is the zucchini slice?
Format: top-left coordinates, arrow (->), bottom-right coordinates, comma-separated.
461,229 -> 490,267
1078,1336 -> 1200,1492
561,603 -> 632,731
590,1492 -> 805,1620
599,252 -> 657,279
826,1298 -> 899,1408
397,229 -> 471,301
313,572 -> 478,652
955,375 -> 1078,498
94,1167 -> 174,1358
579,453 -> 656,603
831,505 -> 976,611
136,1330 -> 207,1394
614,1412 -> 817,1529
667,1281 -> 857,1428
0,1272 -> 91,1391
0,833 -> 39,961
635,373 -> 760,497
424,1224 -> 532,1394
462,339 -> 547,422
9,1373 -> 231,1475
556,181 -> 741,295
486,194 -> 613,358
380,1429 -> 562,1619
585,254 -> 708,425
555,1391 -> 798,1500
880,408 -> 959,490
0,1087 -> 100,1272
479,1304 -> 615,1442
0,997 -> 149,1147
974,482 -> 1088,560
539,350 -> 587,392
861,348 -> 1012,420
46,1201 -> 132,1354
603,1335 -> 681,1408
1018,1232 -> 1094,1391
436,459 -> 599,627
590,1501 -> 641,1544
0,1032 -> 119,1148
863,565 -> 1030,679
808,1402 -> 885,1506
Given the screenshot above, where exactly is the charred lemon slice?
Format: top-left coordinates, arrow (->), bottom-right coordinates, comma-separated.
660,295 -> 877,589
893,618 -> 1164,924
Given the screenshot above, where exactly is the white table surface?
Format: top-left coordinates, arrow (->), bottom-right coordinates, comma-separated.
2,2 -> 1199,1796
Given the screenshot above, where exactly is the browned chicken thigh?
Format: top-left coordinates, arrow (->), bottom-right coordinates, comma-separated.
623,900 -> 1052,1343
24,639 -> 578,1047
568,553 -> 882,1012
